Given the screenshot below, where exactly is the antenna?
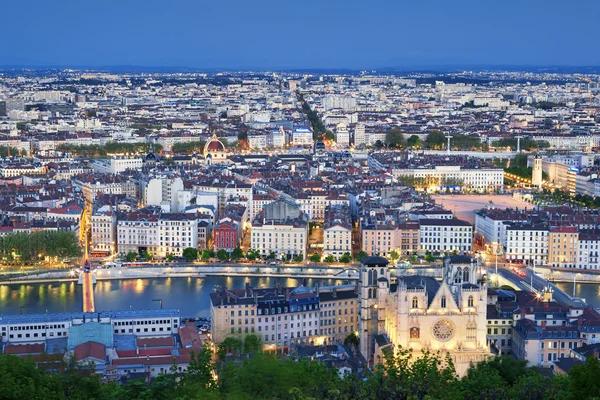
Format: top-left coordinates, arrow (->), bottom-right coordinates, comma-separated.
445,136 -> 453,155
515,135 -> 523,153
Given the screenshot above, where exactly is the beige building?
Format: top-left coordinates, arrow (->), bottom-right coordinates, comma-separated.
548,226 -> 578,268
361,223 -> 398,257
318,286 -> 358,344
323,205 -> 352,259
359,255 -> 489,375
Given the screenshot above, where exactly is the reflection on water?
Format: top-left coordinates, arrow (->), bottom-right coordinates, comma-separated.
555,282 -> 600,308
0,276 -> 348,317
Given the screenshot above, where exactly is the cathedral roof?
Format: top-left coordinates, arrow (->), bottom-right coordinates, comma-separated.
448,255 -> 475,264
361,256 -> 389,265
400,275 -> 440,304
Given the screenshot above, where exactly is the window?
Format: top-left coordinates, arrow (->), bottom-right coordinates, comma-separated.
440,296 -> 447,309
468,296 -> 474,308
412,296 -> 419,309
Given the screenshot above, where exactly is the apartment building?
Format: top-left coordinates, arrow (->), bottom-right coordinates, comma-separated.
91,207 -> 117,256
548,226 -> 578,269
91,157 -> 143,175
361,223 -> 398,257
500,223 -> 549,265
577,231 -> 600,270
323,205 -> 352,259
419,218 -> 473,254
209,284 -> 357,349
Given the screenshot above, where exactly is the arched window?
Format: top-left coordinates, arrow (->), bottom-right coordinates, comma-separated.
455,267 -> 462,284
367,270 -> 373,286
468,295 -> 474,307
412,296 -> 419,309
373,290 -> 377,299
440,296 -> 447,308
380,268 -> 384,276
463,268 -> 470,283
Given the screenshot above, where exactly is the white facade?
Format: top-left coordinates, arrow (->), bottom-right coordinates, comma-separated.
92,157 -> 143,175
335,123 -> 350,147
292,127 -> 313,146
251,222 -> 307,258
393,166 -> 504,192
500,224 -> 549,265
419,219 -> 473,254
323,224 -> 352,259
91,211 -> 116,255
354,124 -> 366,147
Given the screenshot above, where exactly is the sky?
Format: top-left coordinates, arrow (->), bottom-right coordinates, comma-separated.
1,0 -> 600,70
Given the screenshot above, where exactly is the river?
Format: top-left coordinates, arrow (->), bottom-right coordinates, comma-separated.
0,276 -> 349,317
555,282 -> 600,308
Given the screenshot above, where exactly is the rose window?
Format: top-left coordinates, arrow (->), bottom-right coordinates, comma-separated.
432,319 -> 455,342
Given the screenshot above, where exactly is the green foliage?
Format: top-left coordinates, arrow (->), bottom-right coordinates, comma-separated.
531,101 -> 566,110
354,250 -> 367,261
182,247 -> 198,262
217,337 -> 243,360
494,138 -> 550,151
296,92 -> 324,140
246,250 -> 259,261
243,334 -> 262,353
217,249 -> 229,261
339,252 -> 351,263
293,254 -> 304,263
385,128 -> 405,148
57,142 -> 163,158
267,251 -> 276,260
125,251 -> 137,262
0,349 -> 588,400
389,250 -> 400,261
309,253 -> 321,263
424,253 -> 436,262
343,332 -> 359,347
140,250 -> 153,261
172,140 -> 206,155
373,140 -> 384,150
424,130 -> 446,149
406,134 -> 422,148
324,255 -> 336,263
201,249 -> 215,261
231,247 -> 244,260
0,231 -> 81,264
165,253 -> 174,261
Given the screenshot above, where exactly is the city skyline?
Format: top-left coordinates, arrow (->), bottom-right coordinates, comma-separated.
3,0 -> 600,69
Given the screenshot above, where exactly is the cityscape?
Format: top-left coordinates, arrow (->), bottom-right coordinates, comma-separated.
2,0 -> 600,399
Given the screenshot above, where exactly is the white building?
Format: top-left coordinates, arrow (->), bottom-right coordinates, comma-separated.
500,223 -> 549,265
91,207 -> 117,256
323,205 -> 352,259
292,127 -> 313,146
354,124 -> 366,147
335,123 -> 350,147
251,220 -> 308,259
419,218 -> 473,254
92,157 -> 143,175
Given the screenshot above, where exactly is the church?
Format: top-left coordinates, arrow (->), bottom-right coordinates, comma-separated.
358,255 -> 490,376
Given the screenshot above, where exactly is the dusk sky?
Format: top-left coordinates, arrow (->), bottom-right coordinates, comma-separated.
2,0 -> 600,69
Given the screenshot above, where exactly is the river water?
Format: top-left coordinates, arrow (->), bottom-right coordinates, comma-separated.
0,276 -> 349,317
1,277 -> 598,318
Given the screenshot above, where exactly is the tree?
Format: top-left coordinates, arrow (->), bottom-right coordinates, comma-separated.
293,254 -> 304,263
243,334 -> 262,353
407,134 -> 422,148
324,255 -> 336,263
373,140 -> 384,150
339,252 -> 351,263
354,250 -> 368,262
182,247 -> 199,262
217,249 -> 229,261
389,250 -> 400,261
569,355 -> 600,399
424,130 -> 446,149
125,251 -> 137,262
247,250 -> 259,261
385,128 -> 405,148
267,251 -> 276,260
201,250 -> 214,261
217,337 -> 243,360
166,253 -> 174,262
231,248 -> 244,260
424,253 -> 435,262
309,254 -> 321,263
343,332 -> 359,347
141,250 -> 153,261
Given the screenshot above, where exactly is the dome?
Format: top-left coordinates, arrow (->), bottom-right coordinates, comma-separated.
145,152 -> 158,161
205,137 -> 225,153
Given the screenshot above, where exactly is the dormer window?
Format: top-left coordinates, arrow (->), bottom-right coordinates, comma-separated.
440,296 -> 447,309
468,295 -> 474,307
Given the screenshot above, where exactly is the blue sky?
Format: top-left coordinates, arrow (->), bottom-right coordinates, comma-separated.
1,0 -> 599,69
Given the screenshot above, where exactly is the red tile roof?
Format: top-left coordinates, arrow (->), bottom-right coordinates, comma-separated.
74,341 -> 105,362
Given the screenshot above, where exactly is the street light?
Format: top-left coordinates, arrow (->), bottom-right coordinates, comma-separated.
153,298 -> 163,309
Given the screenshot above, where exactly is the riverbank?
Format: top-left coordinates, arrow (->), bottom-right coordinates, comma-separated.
0,264 -> 360,285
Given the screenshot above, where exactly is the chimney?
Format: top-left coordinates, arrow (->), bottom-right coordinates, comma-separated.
302,278 -> 308,287
245,281 -> 250,298
286,288 -> 290,301
333,288 -> 337,298
277,282 -> 282,295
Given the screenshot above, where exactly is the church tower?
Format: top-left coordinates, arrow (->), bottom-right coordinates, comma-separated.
532,154 -> 542,189
358,255 -> 389,364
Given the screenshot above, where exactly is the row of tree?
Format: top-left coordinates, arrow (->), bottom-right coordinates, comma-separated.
171,141 -> 207,155
0,231 -> 81,264
382,130 -> 486,151
494,137 -> 550,150
1,344 -> 599,400
296,92 -> 334,141
57,142 -> 163,157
